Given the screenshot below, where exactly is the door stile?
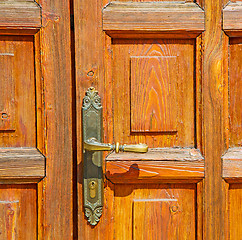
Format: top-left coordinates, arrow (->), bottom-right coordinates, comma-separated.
36,0 -> 74,238
203,0 -> 229,238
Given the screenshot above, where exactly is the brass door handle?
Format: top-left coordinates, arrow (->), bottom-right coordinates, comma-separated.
82,87 -> 148,226
84,137 -> 148,153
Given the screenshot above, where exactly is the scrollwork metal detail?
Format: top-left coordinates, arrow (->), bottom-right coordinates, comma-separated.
85,206 -> 103,226
82,87 -> 102,110
82,87 -> 103,226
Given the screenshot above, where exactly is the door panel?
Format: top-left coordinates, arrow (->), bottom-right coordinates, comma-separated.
112,39 -> 195,147
0,184 -> 37,239
229,184 -> 242,239
115,184 -> 196,240
0,36 -> 36,147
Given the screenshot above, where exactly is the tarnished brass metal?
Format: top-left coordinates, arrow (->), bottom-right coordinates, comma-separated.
82,87 -> 148,226
89,180 -> 97,199
84,137 -> 148,153
82,87 -> 103,226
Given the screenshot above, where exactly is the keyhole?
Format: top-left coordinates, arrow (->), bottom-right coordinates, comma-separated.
89,180 -> 97,199
90,181 -> 95,188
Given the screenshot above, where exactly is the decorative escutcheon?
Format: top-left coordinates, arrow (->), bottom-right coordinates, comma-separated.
82,87 -> 103,226
82,87 -> 148,226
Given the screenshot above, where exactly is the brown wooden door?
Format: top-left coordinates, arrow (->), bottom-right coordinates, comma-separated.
0,0 -> 241,240
74,0 -> 242,239
0,1 -> 73,239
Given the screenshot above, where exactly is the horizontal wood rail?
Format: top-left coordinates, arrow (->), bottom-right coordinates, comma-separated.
0,1 -> 41,31
103,2 -> 205,38
106,148 -> 204,183
223,2 -> 242,37
222,147 -> 242,183
0,148 -> 45,183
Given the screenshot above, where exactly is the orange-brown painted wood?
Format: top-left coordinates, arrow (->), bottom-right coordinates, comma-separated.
223,2 -> 242,37
130,56 -> 178,133
0,184 -> 37,239
112,38 -> 195,148
76,0 -> 205,238
37,0 -> 74,238
228,184 -> 242,239
229,38 -> 242,147
106,148 -> 204,183
103,2 -> 204,35
0,1 -> 41,30
0,36 -> 36,147
114,184 -> 197,239
0,148 -> 45,182
223,148 -> 242,181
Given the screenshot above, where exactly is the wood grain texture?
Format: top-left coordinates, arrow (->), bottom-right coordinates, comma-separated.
38,0 -> 73,238
133,200 -> 191,240
229,38 -> 242,147
0,148 -> 45,182
222,147 -> 242,180
106,148 -> 204,161
112,39 -> 195,148
203,0 -> 227,238
0,1 -> 41,29
223,2 -> 242,36
74,0 -> 114,236
106,148 -> 204,183
229,184 -> 242,239
0,53 -> 15,131
103,2 -> 204,36
0,200 -> 19,239
0,36 -> 36,147
114,184 -> 196,239
0,184 -> 37,239
131,56 -> 177,133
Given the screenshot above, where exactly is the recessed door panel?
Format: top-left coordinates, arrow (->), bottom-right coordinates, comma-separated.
112,39 -> 195,147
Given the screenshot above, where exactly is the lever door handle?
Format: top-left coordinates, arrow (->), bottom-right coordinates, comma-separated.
84,137 -> 148,153
82,87 -> 148,226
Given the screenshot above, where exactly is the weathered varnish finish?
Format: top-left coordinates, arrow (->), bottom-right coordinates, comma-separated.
0,148 -> 45,182
0,0 -> 241,238
0,1 -> 41,30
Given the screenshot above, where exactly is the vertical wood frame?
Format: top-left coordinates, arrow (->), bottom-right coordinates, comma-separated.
36,0 -> 73,238
203,0 -> 230,238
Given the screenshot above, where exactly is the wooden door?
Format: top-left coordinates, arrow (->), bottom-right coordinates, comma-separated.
0,0 -> 73,239
74,0 -> 242,239
0,0 -> 241,240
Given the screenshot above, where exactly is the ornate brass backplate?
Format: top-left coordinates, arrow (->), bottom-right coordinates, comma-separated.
82,87 -> 103,226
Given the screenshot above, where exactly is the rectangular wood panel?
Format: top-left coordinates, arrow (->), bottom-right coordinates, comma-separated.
0,53 -> 15,131
229,184 -> 242,240
114,184 -> 196,239
131,56 -> 177,133
0,200 -> 19,239
229,38 -> 242,147
0,184 -> 37,239
0,36 -> 36,147
112,39 -> 195,148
